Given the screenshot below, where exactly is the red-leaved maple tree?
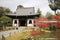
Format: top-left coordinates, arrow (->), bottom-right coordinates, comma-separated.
53,15 -> 60,28
34,16 -> 49,29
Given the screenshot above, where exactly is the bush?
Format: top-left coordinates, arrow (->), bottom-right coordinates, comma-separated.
45,27 -> 50,30
0,16 -> 12,30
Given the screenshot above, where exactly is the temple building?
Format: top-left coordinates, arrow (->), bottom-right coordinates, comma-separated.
6,5 -> 40,27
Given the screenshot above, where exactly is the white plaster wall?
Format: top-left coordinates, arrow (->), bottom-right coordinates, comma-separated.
27,19 -> 34,27
13,19 -> 19,27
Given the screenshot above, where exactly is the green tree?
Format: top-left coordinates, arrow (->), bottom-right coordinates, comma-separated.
49,4 -> 57,14
0,7 -> 12,30
46,12 -> 53,20
37,8 -> 41,16
55,0 -> 60,9
0,7 -> 4,17
48,0 -> 60,15
0,7 -> 12,17
0,16 -> 12,30
4,8 -> 12,13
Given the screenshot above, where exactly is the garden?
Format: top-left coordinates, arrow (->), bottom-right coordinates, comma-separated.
4,27 -> 60,40
18,28 -> 60,40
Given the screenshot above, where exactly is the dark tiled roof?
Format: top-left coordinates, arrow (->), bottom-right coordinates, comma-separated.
6,13 -> 40,16
6,7 -> 39,16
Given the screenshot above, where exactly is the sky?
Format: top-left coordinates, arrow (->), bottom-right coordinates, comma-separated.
0,0 -> 54,16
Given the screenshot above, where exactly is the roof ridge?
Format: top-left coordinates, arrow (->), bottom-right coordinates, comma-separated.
20,7 -> 34,9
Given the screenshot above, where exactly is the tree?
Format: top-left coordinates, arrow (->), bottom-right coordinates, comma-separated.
35,16 -> 49,29
0,16 -> 12,30
0,7 -> 4,17
46,12 -> 53,20
53,15 -> 60,28
49,4 -> 57,14
0,7 -> 12,30
55,0 -> 60,9
37,8 -> 41,16
0,7 -> 12,17
4,8 -> 12,13
17,5 -> 24,8
48,0 -> 60,15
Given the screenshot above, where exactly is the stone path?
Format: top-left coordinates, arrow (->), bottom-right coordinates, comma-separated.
0,27 -> 30,40
0,30 -> 19,40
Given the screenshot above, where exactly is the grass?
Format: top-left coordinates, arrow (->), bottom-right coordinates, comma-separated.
31,29 -> 60,40
3,27 -> 60,40
39,33 -> 54,38
5,30 -> 31,40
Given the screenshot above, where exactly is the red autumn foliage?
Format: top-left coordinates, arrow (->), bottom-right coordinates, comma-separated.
53,15 -> 60,28
34,16 -> 49,29
54,22 -> 60,28
34,14 -> 60,28
30,31 -> 43,36
53,15 -> 58,21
